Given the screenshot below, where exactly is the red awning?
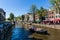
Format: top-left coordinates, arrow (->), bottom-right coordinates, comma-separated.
53,18 -> 60,22
43,18 -> 60,22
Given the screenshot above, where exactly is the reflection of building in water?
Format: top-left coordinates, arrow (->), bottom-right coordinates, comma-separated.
0,8 -> 6,23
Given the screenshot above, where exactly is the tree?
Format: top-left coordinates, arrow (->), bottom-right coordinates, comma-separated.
7,18 -> 11,21
37,7 -> 47,22
30,5 -> 37,23
36,9 -> 42,22
50,0 -> 60,13
9,12 -> 14,21
17,16 -> 21,20
21,15 -> 25,22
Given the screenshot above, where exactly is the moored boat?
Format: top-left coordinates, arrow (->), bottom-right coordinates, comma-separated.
29,27 -> 50,35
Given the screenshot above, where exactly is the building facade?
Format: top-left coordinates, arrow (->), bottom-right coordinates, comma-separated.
46,10 -> 60,20
35,14 -> 39,22
44,9 -> 60,24
24,14 -> 28,22
45,10 -> 55,20
29,14 -> 33,22
24,13 -> 39,22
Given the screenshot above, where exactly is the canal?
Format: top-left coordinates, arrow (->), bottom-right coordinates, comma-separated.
8,23 -> 60,40
10,25 -> 37,40
19,23 -> 60,40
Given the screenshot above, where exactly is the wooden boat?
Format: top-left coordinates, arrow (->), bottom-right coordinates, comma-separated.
29,27 -> 50,35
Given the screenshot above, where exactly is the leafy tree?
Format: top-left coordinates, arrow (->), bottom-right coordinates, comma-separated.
36,9 -> 42,22
10,13 -> 14,21
8,12 -> 14,21
37,7 -> 47,22
50,0 -> 60,13
7,18 -> 11,21
17,16 -> 21,20
30,5 -> 37,23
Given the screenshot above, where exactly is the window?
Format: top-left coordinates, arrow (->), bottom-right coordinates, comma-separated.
56,16 -> 57,18
52,12 -> 54,14
52,16 -> 54,18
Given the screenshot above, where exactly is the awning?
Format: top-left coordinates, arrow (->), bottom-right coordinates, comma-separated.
43,18 -> 60,22
54,18 -> 60,21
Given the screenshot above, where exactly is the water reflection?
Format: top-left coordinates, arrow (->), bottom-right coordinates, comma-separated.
21,24 -> 60,40
11,27 -> 35,40
10,23 -> 60,40
33,25 -> 60,40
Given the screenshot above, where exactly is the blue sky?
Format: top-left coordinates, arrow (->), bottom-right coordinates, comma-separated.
0,0 -> 51,18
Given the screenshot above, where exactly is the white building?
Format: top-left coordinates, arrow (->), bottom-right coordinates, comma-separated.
29,14 -> 33,22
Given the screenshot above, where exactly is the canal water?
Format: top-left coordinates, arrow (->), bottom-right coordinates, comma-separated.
10,23 -> 60,40
10,25 -> 37,40
20,23 -> 60,40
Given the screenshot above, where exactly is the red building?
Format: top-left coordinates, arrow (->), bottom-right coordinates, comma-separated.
44,10 -> 60,24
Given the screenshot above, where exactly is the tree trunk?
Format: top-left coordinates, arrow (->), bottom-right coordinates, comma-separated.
33,13 -> 36,23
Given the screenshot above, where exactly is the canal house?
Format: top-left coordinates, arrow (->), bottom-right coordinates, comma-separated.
44,9 -> 60,24
28,13 -> 33,22
24,13 -> 33,22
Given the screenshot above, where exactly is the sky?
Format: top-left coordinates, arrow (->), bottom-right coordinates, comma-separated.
0,0 -> 51,18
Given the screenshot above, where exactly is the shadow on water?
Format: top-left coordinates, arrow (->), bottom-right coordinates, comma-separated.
10,25 -> 42,40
